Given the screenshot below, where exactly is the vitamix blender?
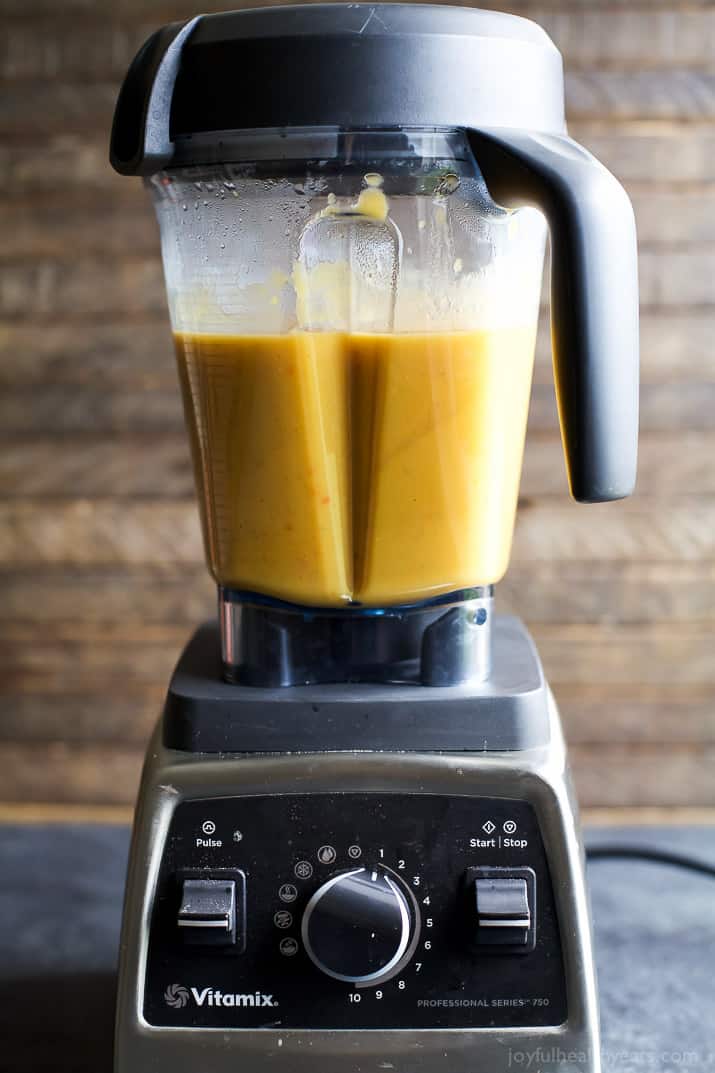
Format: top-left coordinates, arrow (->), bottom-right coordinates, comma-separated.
109,7 -> 639,1073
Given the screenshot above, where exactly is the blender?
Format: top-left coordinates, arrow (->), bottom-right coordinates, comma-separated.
109,7 -> 638,1073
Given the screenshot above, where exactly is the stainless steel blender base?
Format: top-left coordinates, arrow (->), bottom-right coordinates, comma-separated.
115,689 -> 600,1073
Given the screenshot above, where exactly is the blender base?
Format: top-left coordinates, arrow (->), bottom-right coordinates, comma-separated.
164,616 -> 549,753
115,619 -> 600,1073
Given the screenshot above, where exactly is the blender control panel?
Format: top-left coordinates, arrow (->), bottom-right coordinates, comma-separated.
144,794 -> 567,1028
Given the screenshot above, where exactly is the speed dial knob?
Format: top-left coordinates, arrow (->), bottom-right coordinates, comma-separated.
301,867 -> 414,984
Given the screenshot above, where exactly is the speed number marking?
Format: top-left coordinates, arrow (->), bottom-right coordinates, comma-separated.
353,856 -> 436,996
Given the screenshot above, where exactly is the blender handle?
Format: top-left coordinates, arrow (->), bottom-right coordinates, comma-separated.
467,128 -> 639,503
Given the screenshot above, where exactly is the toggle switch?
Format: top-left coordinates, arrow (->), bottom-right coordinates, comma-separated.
475,877 -> 530,945
466,867 -> 536,953
177,876 -> 244,948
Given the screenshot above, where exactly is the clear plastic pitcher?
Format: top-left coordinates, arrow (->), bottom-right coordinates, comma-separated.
150,129 -> 546,609
112,5 -> 638,685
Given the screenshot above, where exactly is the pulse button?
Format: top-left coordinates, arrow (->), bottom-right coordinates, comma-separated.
177,875 -> 245,949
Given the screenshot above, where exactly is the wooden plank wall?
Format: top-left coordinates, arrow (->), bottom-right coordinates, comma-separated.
1,0 -> 714,814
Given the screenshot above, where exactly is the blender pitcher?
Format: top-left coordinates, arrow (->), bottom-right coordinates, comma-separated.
150,136 -> 545,599
111,5 -> 638,687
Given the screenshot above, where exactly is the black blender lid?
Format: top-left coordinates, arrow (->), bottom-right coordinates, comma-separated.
110,3 -> 565,176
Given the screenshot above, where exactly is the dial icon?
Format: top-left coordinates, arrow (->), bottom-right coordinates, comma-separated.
301,867 -> 415,985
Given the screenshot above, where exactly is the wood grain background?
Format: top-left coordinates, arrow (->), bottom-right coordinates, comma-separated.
1,0 -> 714,815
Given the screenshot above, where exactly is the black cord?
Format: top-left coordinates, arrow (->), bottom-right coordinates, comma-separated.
586,845 -> 715,880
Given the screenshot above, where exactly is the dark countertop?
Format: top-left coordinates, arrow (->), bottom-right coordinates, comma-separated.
0,825 -> 713,1073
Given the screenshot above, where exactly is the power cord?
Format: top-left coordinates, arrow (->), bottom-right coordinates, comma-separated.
586,845 -> 715,880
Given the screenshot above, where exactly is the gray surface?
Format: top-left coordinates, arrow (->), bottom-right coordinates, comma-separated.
0,826 -> 713,1072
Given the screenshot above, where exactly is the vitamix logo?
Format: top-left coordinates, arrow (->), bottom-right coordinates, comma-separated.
164,984 -> 277,1009
163,984 -> 190,1008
